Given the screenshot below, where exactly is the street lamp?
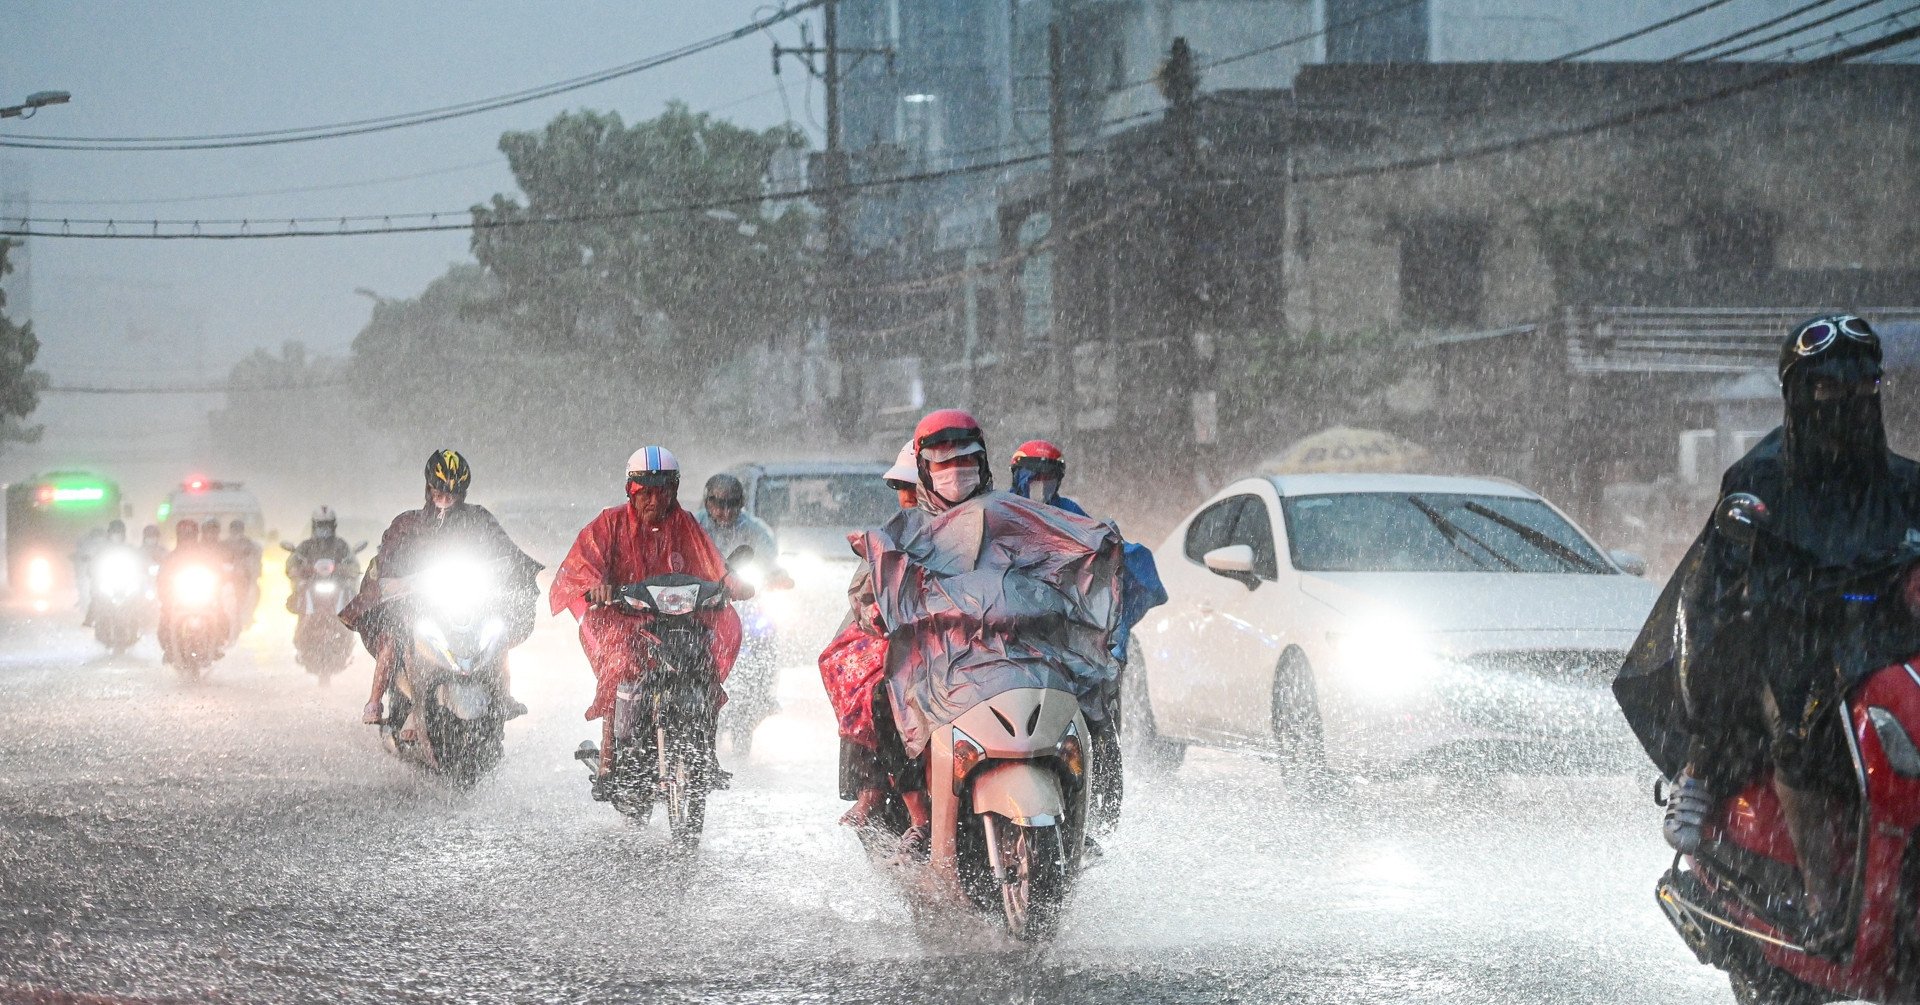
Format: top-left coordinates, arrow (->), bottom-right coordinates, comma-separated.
1,90 -> 71,120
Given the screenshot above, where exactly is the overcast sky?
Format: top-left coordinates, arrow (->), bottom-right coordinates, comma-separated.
2,1 -> 817,497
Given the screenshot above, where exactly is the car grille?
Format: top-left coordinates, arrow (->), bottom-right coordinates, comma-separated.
1437,649 -> 1628,735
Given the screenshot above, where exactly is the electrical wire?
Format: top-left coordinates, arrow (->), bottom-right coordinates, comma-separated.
1664,0 -> 1852,59
30,157 -> 507,208
1692,0 -> 1893,59
1748,2 -> 1920,58
0,1 -> 829,152
1548,0 -> 1741,60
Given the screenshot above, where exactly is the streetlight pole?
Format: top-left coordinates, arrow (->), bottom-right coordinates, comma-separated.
0,91 -> 71,120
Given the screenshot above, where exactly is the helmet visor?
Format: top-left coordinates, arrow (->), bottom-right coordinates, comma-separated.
920,440 -> 984,464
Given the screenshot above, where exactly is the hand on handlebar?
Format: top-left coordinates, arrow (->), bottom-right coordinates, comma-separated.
724,573 -> 756,602
586,584 -> 618,606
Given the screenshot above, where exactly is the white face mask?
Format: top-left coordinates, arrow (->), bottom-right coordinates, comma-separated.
1022,477 -> 1058,502
929,464 -> 981,504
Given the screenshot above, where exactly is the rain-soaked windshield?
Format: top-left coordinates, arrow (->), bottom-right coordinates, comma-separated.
754,474 -> 898,530
1283,493 -> 1612,573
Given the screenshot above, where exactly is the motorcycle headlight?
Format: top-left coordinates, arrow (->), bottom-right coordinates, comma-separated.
953,727 -> 986,795
173,566 -> 219,607
97,554 -> 140,594
421,559 -> 494,611
312,581 -> 338,596
1056,720 -> 1085,778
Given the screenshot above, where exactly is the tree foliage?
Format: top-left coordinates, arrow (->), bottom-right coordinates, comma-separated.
0,240 -> 45,447
470,103 -> 812,366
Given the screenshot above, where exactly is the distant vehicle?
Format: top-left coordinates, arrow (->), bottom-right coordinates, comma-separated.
159,477 -> 264,538
4,471 -> 124,608
1128,473 -> 1659,782
720,461 -> 895,577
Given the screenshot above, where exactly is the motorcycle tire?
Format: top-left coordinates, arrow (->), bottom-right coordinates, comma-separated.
663,724 -> 711,850
1727,967 -> 1825,1005
427,704 -> 504,790
997,821 -> 1069,942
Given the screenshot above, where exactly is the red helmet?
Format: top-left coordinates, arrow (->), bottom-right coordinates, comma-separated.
1013,438 -> 1059,474
913,408 -> 986,463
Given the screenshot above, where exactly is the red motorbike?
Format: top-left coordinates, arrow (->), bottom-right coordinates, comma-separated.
1655,494 -> 1920,1003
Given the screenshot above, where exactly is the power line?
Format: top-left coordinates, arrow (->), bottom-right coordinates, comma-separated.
1695,0 -> 1896,59
30,157 -> 507,208
1549,0 -> 1741,61
1665,0 -> 1852,60
1292,22 -> 1920,183
0,2 -> 828,152
1759,2 -> 1920,58
46,380 -> 349,394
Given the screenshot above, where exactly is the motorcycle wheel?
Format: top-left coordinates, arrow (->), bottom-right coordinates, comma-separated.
1120,642 -> 1185,777
997,822 -> 1068,941
427,704 -> 504,790
610,744 -> 654,823
663,724 -> 710,850
1728,967 -> 1825,1005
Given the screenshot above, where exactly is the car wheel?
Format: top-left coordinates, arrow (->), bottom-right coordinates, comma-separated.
1272,648 -> 1339,796
1121,641 -> 1185,777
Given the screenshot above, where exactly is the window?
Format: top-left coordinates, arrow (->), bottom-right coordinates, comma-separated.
1327,0 -> 1430,63
753,474 -> 901,530
1280,492 -> 1612,574
1229,499 -> 1279,580
1183,496 -> 1247,563
1400,218 -> 1487,329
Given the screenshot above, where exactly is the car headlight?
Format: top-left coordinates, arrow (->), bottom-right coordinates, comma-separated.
173,566 -> 220,607
25,555 -> 52,595
1327,617 -> 1449,695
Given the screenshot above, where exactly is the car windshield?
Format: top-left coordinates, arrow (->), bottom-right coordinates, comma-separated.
1280,492 -> 1613,574
753,474 -> 898,530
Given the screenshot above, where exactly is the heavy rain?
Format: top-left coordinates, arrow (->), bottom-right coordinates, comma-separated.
4,2 -> 1920,1002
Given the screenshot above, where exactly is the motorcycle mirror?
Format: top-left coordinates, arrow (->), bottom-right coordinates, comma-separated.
1714,492 -> 1771,547
727,545 -> 755,566
279,541 -> 297,552
353,541 -> 368,553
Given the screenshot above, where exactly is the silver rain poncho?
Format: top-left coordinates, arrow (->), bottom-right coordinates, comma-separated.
852,492 -> 1125,759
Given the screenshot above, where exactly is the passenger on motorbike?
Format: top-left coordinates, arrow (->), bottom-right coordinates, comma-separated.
695,474 -> 792,590
223,519 -> 263,636
1617,314 -> 1920,933
551,447 -> 749,788
342,450 -> 540,734
883,439 -> 917,509
140,524 -> 166,568
157,519 -> 230,661
286,506 -> 358,612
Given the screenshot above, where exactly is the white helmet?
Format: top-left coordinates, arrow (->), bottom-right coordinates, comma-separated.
626,446 -> 681,486
884,439 -> 917,488
311,505 -> 337,537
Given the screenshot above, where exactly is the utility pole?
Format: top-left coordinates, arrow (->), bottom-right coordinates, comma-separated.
774,3 -> 892,440
1048,22 -> 1073,436
1162,37 -> 1208,483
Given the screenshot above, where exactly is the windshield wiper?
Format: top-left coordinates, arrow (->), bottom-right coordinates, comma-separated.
1460,501 -> 1608,573
1407,496 -> 1517,572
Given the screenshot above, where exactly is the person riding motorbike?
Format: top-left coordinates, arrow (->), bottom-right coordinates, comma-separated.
286,506 -> 358,612
883,439 -> 917,509
694,474 -> 792,590
550,447 -> 750,792
342,450 -> 540,736
157,519 -> 230,662
1615,313 -> 1920,939
83,520 -> 137,628
224,518 -> 263,636
139,524 -> 166,568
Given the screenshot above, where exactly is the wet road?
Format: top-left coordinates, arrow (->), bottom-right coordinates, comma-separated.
0,590 -> 1735,1004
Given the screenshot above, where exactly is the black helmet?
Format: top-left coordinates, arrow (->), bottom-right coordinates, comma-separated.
426,449 -> 472,498
1780,313 -> 1880,383
201,518 -> 221,538
176,520 -> 200,545
106,519 -> 127,539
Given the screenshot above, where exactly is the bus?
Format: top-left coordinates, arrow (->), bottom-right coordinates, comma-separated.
4,471 -> 125,606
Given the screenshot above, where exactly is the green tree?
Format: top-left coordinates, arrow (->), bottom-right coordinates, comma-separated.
0,240 -> 45,446
470,103 -> 812,374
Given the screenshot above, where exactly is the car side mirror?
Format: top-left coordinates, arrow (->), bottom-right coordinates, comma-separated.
1713,493 -> 1770,549
1608,550 -> 1648,577
1202,545 -> 1261,589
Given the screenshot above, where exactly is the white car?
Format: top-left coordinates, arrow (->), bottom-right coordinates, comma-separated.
1129,473 -> 1660,780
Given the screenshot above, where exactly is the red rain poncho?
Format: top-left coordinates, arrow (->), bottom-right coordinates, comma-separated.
549,501 -> 742,722
818,621 -> 887,749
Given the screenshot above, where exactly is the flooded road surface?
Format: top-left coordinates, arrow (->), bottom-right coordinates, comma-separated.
0,594 -> 1731,1004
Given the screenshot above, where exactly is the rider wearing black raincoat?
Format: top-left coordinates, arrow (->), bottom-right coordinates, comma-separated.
1614,313 -> 1920,925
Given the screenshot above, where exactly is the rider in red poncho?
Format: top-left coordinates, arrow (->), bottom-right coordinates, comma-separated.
549,446 -> 747,786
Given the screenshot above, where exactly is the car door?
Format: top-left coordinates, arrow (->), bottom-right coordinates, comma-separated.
1207,491 -> 1292,743
1172,493 -> 1275,741
1141,495 -> 1243,742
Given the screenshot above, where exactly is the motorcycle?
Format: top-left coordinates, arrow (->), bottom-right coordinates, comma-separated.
89,547 -> 147,655
574,548 -> 750,849
161,560 -> 229,679
375,556 -> 514,788
1652,493 -> 1920,1003
282,541 -> 366,684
